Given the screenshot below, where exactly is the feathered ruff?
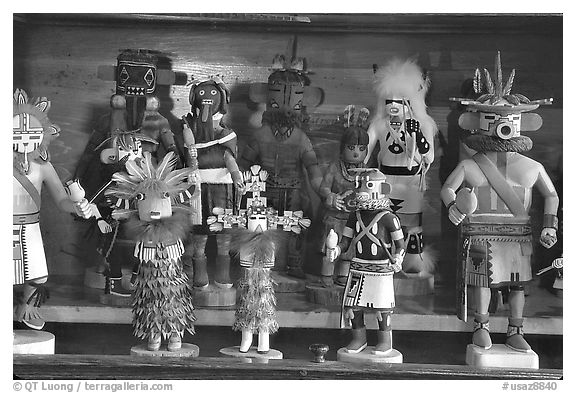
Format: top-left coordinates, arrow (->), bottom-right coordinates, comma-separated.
229,228 -> 285,267
372,58 -> 438,139
123,210 -> 192,244
132,247 -> 196,340
261,108 -> 309,137
465,135 -> 533,153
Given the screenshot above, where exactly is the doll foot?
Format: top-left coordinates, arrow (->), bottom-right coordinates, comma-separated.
472,318 -> 492,350
320,276 -> 334,288
345,327 -> 367,354
505,320 -> 531,352
167,332 -> 182,351
334,276 -> 347,287
22,316 -> 45,331
373,330 -> 392,355
106,277 -> 131,297
147,334 -> 161,351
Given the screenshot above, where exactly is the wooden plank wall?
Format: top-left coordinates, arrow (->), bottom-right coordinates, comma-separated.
13,14 -> 563,280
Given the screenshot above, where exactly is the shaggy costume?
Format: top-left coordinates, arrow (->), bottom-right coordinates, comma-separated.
231,230 -> 282,335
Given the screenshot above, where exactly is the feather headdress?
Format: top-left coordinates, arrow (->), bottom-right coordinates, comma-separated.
105,151 -> 195,215
372,58 -> 438,138
451,51 -> 553,114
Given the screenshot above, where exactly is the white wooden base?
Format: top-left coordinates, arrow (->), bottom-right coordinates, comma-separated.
130,343 -> 199,357
337,346 -> 403,364
305,282 -> 344,306
13,330 -> 55,354
394,272 -> 434,296
99,293 -> 132,307
466,344 -> 539,369
271,271 -> 305,293
220,346 -> 283,363
193,285 -> 236,307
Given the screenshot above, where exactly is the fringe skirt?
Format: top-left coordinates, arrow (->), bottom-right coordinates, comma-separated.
233,267 -> 278,334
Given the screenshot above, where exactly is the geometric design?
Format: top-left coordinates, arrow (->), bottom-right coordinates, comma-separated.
144,69 -> 154,87
119,66 -> 129,85
389,198 -> 403,213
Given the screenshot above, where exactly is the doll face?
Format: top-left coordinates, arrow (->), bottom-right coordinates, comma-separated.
136,190 -> 173,221
193,82 -> 223,123
116,60 -> 157,96
267,71 -> 305,112
342,144 -> 367,164
13,112 -> 44,154
354,171 -> 391,204
247,213 -> 268,232
478,112 -> 522,140
384,97 -> 411,120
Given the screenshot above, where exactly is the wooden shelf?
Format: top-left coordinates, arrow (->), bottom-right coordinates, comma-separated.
38,274 -> 562,335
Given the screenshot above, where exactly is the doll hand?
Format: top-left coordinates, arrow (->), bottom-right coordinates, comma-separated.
231,171 -> 245,190
448,203 -> 466,226
327,193 -> 345,210
540,228 -> 557,249
326,245 -> 340,263
74,199 -> 93,219
344,307 -> 355,322
97,219 -> 113,234
391,253 -> 404,272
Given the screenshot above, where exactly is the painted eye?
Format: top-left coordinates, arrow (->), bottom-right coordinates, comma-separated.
210,89 -> 217,95
293,102 -> 302,110
367,182 -> 374,189
199,90 -> 205,96
347,145 -> 355,151
359,146 -> 367,151
162,192 -> 170,198
135,193 -> 145,201
270,101 -> 279,108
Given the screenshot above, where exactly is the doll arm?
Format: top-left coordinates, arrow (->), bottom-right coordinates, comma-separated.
364,121 -> 380,165
224,149 -> 244,189
301,137 -> 322,193
441,163 -> 467,225
238,138 -> 260,171
535,164 -> 560,249
42,163 -> 92,218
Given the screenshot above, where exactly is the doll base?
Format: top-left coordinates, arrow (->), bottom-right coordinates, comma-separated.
466,344 -> 538,369
394,272 -> 435,296
193,284 -> 236,307
305,282 -> 344,306
13,330 -> 55,354
84,266 -> 133,290
219,346 -> 283,363
99,293 -> 132,307
337,346 -> 403,364
271,271 -> 306,293
130,343 -> 200,358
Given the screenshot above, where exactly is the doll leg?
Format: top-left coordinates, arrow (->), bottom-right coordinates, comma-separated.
168,331 -> 182,352
320,254 -> 335,287
472,286 -> 492,349
239,329 -> 253,353
334,259 -> 350,287
374,311 -> 393,355
147,332 -> 161,351
104,247 -> 132,297
345,308 -> 367,353
286,232 -> 305,278
190,233 -> 209,289
257,331 -> 270,354
214,233 -> 233,288
505,286 -> 531,352
14,277 -> 49,330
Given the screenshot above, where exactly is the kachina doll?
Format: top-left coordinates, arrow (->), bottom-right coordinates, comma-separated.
181,75 -> 243,292
74,49 -> 185,297
105,151 -> 196,351
239,54 -> 323,278
325,168 -> 406,355
13,89 -> 93,330
441,52 -> 558,352
366,58 -> 438,275
208,165 -> 310,353
318,105 -> 370,287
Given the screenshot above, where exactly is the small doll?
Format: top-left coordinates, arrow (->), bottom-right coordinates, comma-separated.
366,58 -> 438,275
13,89 -> 93,330
441,52 -> 558,352
208,165 -> 310,353
318,105 -> 370,287
326,168 -> 405,355
105,151 -> 196,351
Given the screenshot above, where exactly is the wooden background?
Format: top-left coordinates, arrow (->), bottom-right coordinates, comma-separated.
13,14 -> 563,283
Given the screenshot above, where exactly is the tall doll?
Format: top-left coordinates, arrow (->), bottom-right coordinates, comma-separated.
13,89 -> 93,330
366,58 -> 438,275
105,151 -> 196,352
441,52 -> 558,353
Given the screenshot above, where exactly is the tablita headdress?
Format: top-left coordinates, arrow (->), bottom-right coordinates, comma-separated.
372,58 -> 438,138
13,89 -> 61,174
450,51 -> 553,114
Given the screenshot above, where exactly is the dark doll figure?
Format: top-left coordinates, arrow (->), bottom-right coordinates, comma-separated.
239,55 -> 323,278
318,105 -> 370,287
326,168 -> 405,355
